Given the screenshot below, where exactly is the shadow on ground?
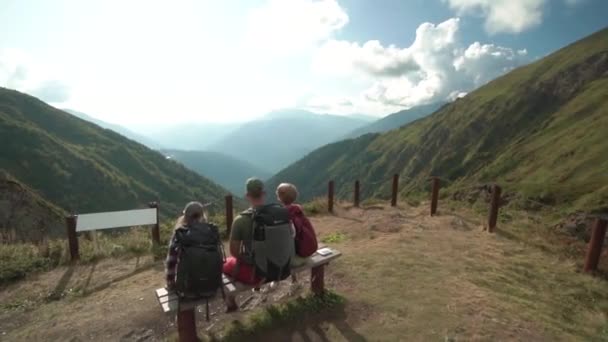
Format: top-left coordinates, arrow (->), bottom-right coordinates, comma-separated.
245,304 -> 367,342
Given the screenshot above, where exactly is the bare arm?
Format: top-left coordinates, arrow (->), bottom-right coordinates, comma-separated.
229,240 -> 241,258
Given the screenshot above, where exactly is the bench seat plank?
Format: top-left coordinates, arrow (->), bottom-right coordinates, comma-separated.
155,247 -> 342,313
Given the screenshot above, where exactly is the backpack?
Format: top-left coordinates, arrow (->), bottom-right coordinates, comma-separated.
287,204 -> 318,257
243,204 -> 294,282
174,222 -> 225,321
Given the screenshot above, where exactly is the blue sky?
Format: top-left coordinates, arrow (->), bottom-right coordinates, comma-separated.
0,0 -> 606,126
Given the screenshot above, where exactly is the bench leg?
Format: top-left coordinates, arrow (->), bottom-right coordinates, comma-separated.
311,265 -> 325,295
226,295 -> 238,312
177,308 -> 198,342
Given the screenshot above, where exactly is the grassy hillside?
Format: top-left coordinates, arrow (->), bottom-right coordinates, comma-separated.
344,102 -> 446,139
0,170 -> 65,241
162,149 -> 272,196
0,87 -> 232,218
269,27 -> 608,213
209,110 -> 368,172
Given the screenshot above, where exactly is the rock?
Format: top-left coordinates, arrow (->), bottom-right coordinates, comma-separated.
553,211 -> 605,242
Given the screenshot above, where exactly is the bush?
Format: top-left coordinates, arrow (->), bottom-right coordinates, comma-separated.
0,243 -> 52,284
303,198 -> 328,216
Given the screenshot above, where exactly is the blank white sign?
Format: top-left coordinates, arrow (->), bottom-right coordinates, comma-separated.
76,208 -> 157,232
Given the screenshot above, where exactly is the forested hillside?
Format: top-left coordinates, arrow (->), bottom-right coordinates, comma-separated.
0,88 -> 232,219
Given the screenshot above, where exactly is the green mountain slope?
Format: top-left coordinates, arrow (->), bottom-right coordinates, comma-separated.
0,87 -> 232,217
268,27 -> 608,212
209,110 -> 368,172
64,109 -> 162,149
344,102 -> 446,139
162,149 -> 272,196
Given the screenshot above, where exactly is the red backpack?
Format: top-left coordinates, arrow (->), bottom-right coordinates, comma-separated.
286,204 -> 318,257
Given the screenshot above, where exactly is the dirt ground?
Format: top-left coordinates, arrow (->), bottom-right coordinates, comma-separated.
2,203 -> 608,341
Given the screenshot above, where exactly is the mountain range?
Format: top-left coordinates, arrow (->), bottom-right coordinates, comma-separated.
0,87 -> 234,222
268,27 -> 608,213
64,109 -> 162,149
344,102 -> 446,139
161,149 -> 272,196
207,110 -> 369,172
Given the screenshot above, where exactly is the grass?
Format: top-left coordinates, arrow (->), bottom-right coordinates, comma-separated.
302,197 -> 329,216
0,220 -> 177,285
320,232 -> 347,244
0,210 -> 241,286
218,291 -> 345,341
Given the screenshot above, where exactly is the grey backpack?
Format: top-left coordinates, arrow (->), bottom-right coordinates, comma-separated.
244,204 -> 294,281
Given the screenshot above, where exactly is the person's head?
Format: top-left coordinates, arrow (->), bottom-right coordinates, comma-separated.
276,183 -> 298,205
245,177 -> 265,206
175,201 -> 207,228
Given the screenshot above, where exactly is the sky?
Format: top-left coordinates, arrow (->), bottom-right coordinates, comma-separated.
0,0 -> 607,126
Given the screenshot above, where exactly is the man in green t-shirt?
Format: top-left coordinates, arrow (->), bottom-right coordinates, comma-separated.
222,177 -> 266,286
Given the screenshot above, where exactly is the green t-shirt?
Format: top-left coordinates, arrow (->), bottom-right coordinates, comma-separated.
230,212 -> 254,255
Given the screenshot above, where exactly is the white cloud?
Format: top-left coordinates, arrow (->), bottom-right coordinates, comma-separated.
244,0 -> 348,56
445,0 -> 546,34
311,18 -> 529,114
0,49 -> 71,103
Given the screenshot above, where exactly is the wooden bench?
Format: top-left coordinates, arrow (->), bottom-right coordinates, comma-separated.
155,247 -> 342,341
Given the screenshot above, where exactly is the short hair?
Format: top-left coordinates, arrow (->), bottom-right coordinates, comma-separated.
276,183 -> 298,205
246,177 -> 265,199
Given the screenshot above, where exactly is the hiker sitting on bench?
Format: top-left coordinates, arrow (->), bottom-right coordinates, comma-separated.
223,178 -> 296,309
276,183 -> 318,268
165,202 -> 223,293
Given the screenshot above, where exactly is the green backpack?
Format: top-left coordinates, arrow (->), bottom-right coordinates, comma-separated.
175,222 -> 225,320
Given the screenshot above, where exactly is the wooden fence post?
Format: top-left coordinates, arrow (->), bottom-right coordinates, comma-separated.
66,215 -> 79,261
225,195 -> 233,237
430,177 -> 440,216
584,218 -> 608,273
177,308 -> 198,342
488,184 -> 502,233
328,181 -> 335,213
148,202 -> 160,246
391,174 -> 399,207
354,180 -> 360,207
